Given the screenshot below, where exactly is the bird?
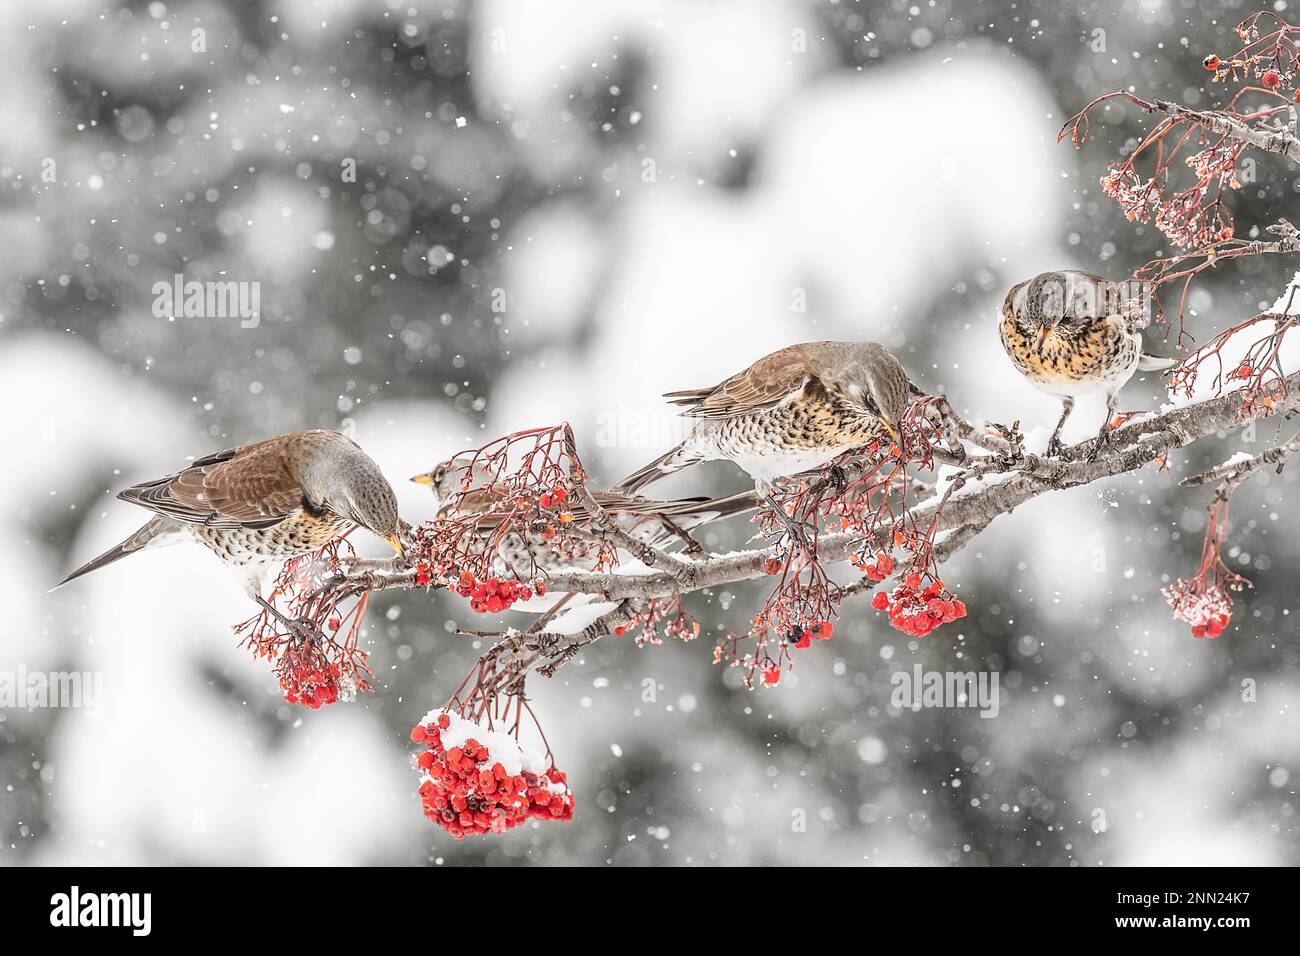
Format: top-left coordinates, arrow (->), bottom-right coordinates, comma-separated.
54,430 -> 405,622
410,455 -> 759,574
1000,270 -> 1176,458
610,341 -> 914,501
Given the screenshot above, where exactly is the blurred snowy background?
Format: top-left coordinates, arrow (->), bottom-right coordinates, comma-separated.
2,0 -> 1298,866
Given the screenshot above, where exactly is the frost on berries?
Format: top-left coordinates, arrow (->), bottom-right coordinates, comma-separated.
1163,499 -> 1250,639
234,539 -> 373,708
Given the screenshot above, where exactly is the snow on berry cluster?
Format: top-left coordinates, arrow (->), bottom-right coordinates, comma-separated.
411,709 -> 573,839
1162,579 -> 1234,639
871,573 -> 967,637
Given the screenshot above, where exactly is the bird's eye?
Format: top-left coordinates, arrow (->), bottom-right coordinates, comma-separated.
433,466 -> 446,484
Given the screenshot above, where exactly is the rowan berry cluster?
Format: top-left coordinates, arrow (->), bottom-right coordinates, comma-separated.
871,573 -> 967,637
280,651 -> 343,708
411,709 -> 574,839
450,570 -> 546,614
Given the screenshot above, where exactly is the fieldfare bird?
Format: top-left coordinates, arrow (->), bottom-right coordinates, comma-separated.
56,430 -> 405,618
411,456 -> 759,572
611,340 -> 914,496
1000,270 -> 1175,458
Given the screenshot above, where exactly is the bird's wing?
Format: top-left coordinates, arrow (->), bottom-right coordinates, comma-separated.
117,436 -> 306,529
665,346 -> 813,419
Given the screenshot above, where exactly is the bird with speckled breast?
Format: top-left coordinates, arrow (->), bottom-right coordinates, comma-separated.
1000,270 -> 1176,458
411,455 -> 759,575
611,341 -> 915,499
54,430 -> 405,619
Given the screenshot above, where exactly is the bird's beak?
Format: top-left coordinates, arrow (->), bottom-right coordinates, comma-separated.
885,422 -> 905,457
409,473 -> 433,486
384,534 -> 405,557
1035,329 -> 1048,356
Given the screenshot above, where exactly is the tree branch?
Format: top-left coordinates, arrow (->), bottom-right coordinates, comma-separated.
335,370 -> 1300,608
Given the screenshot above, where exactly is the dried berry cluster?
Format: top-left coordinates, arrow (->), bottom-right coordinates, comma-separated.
1202,11 -> 1300,97
613,597 -> 701,647
1064,13 -> 1300,251
411,710 -> 573,839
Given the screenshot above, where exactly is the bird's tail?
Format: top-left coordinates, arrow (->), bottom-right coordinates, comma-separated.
610,442 -> 701,495
1137,352 -> 1178,372
655,490 -> 760,527
617,491 -> 761,550
51,518 -> 171,591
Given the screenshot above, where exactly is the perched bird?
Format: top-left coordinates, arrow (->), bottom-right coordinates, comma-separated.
410,456 -> 759,571
610,341 -> 914,497
55,430 -> 405,618
1000,270 -> 1175,457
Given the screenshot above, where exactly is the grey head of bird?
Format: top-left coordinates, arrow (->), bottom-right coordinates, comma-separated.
409,454 -> 501,517
304,437 -> 404,554
1004,270 -> 1117,356
826,341 -> 914,440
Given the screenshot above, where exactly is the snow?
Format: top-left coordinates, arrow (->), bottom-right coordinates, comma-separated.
420,708 -> 551,777
1167,271 -> 1300,406
9,1 -> 1299,869
543,600 -> 621,635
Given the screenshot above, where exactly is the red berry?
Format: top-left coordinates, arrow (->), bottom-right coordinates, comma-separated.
1203,54 -> 1220,71
1262,69 -> 1281,89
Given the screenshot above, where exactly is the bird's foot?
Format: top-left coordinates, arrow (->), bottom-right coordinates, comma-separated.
826,463 -> 852,492
764,493 -> 818,565
1085,429 -> 1112,462
1046,435 -> 1065,458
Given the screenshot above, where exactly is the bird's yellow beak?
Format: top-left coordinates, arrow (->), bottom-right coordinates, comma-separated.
410,473 -> 434,486
384,534 -> 405,557
1035,329 -> 1049,355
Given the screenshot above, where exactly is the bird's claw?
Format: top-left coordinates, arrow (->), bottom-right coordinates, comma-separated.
826,464 -> 851,492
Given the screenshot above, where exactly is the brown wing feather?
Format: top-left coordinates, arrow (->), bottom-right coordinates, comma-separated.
666,345 -> 813,419
118,435 -> 308,528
